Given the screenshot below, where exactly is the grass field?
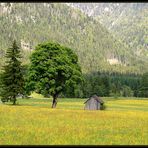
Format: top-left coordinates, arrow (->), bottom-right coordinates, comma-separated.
0,93 -> 148,145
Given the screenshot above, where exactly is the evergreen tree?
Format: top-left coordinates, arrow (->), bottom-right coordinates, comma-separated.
102,75 -> 110,96
122,85 -> 133,97
0,40 -> 24,105
138,72 -> 148,97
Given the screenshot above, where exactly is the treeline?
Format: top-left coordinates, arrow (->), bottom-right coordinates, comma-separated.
0,40 -> 147,104
62,71 -> 148,98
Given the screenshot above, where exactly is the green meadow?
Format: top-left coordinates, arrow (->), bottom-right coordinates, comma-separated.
0,93 -> 148,145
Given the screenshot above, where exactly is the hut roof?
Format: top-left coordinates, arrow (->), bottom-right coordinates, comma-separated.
84,95 -> 104,104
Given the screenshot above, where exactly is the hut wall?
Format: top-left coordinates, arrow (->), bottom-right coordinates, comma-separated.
84,99 -> 99,110
97,103 -> 101,110
84,103 -> 89,110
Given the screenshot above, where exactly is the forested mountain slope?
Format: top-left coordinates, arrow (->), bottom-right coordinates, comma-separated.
67,3 -> 148,68
0,3 -> 147,74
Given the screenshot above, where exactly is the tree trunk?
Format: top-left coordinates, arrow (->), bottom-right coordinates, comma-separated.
12,96 -> 16,105
52,94 -> 58,108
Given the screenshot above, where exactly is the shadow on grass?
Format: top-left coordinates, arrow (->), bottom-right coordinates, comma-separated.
1,102 -> 40,107
1,103 -> 29,106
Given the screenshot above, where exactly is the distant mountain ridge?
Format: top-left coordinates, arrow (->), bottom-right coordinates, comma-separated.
0,3 -> 147,74
67,3 -> 148,63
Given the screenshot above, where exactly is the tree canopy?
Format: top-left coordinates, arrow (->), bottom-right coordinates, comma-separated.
27,41 -> 83,108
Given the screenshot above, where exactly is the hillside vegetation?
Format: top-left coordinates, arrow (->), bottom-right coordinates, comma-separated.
68,3 -> 148,71
0,3 -> 147,74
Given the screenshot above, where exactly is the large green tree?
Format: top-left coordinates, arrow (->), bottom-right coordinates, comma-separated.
0,40 -> 24,105
27,42 -> 83,108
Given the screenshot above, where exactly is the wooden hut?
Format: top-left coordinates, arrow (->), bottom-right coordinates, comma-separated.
84,95 -> 104,110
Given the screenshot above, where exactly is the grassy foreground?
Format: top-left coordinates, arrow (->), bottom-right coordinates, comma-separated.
0,94 -> 148,145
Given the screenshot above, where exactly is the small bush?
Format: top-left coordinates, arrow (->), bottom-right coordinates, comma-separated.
100,104 -> 106,110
